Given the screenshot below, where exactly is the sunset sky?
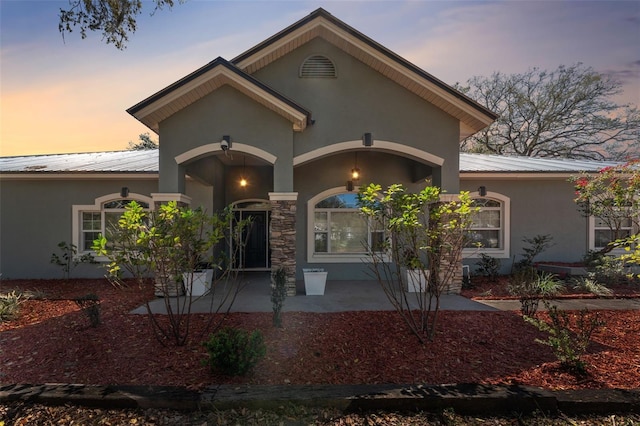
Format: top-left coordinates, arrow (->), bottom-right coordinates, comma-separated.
1,0 -> 638,157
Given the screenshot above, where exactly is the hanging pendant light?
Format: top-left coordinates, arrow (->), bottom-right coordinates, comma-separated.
240,156 -> 248,187
351,152 -> 360,181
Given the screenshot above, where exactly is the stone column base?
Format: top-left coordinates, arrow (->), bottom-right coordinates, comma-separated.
269,193 -> 298,296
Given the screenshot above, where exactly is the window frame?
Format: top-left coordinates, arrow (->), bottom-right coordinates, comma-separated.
307,187 -> 386,263
463,191 -> 510,259
72,193 -> 153,260
588,213 -> 636,253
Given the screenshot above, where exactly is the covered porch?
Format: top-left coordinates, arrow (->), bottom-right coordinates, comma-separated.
132,272 -> 498,314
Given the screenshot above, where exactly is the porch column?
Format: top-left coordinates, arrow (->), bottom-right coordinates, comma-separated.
269,192 -> 298,296
432,194 -> 464,294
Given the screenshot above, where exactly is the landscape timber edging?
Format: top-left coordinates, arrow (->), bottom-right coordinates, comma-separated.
2,383 -> 639,415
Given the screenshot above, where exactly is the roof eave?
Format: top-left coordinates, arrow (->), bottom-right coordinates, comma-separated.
127,58 -> 311,133
232,8 -> 497,135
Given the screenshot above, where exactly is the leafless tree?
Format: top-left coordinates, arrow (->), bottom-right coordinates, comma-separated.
458,64 -> 639,160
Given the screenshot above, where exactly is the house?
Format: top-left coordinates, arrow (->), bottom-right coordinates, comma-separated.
0,9 -> 624,288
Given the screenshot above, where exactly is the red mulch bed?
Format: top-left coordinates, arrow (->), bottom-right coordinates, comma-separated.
1,279 -> 639,391
461,275 -> 640,300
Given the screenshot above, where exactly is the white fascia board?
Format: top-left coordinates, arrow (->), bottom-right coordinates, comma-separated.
236,18 -> 493,132
460,173 -> 575,180
132,67 -> 307,131
0,173 -> 159,180
318,21 -> 495,130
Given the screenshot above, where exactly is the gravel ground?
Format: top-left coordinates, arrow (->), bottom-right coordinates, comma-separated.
2,402 -> 640,425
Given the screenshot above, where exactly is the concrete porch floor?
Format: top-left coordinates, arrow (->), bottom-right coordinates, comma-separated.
132,271 -> 500,314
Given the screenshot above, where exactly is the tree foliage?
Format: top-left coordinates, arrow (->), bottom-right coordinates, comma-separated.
93,201 -> 250,346
59,0 -> 179,50
358,183 -> 476,343
571,159 -> 640,259
459,64 -> 640,160
127,133 -> 158,150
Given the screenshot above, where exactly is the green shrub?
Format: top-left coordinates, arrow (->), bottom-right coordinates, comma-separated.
74,293 -> 101,327
475,253 -> 501,282
513,234 -> 554,272
586,253 -> 635,286
50,241 -> 97,280
525,302 -> 604,374
571,276 -> 613,297
508,269 -> 563,316
0,291 -> 24,322
202,327 -> 266,376
271,267 -> 287,328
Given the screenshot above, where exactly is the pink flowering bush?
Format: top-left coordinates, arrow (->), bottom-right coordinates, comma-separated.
570,160 -> 639,269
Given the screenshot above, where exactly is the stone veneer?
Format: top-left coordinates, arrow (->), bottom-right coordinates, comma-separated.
269,195 -> 297,296
431,195 -> 464,295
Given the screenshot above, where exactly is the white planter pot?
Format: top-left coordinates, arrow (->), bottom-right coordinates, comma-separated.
303,268 -> 327,295
182,269 -> 214,296
154,273 -> 184,297
406,269 -> 429,293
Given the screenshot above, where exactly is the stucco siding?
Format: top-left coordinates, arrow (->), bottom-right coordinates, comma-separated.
0,178 -> 157,279
252,38 -> 461,192
461,177 -> 588,274
158,85 -> 294,193
294,153 -> 431,280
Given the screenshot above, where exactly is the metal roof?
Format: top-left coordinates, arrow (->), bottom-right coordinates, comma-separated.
0,150 -> 158,173
0,150 -> 624,174
459,153 -> 621,173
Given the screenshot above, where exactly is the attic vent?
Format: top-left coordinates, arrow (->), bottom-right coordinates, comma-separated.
300,55 -> 336,78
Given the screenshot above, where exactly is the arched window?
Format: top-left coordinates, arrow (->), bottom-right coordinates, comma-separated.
307,188 -> 384,263
72,193 -> 152,254
299,55 -> 337,78
464,192 -> 510,258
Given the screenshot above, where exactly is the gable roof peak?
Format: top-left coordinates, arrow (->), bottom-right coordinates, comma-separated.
127,54 -> 311,133
232,8 -> 496,140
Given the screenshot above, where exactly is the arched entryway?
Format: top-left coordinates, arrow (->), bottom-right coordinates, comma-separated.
232,199 -> 271,270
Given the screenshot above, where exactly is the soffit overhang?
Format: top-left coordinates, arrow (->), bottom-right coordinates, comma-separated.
232,8 -> 497,141
127,58 -> 311,133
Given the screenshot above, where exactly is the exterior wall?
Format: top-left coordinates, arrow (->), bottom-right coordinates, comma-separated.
0,177 -> 157,279
294,152 -> 429,280
151,37 -> 464,283
159,85 -> 294,194
252,38 -> 461,192
461,177 -> 588,274
0,172 -> 595,280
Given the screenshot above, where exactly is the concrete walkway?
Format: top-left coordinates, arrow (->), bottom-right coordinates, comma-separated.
133,272 -> 640,314
477,297 -> 640,311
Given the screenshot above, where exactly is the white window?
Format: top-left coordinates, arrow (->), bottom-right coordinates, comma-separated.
307,188 -> 384,263
463,192 -> 510,258
589,214 -> 634,252
73,193 -> 153,255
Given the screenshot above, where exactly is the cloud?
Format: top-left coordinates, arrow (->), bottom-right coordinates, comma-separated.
394,1 -> 639,106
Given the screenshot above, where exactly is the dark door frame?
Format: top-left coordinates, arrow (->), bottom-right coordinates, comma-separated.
231,199 -> 271,271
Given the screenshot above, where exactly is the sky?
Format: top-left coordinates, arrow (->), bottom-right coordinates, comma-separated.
1,0 -> 639,157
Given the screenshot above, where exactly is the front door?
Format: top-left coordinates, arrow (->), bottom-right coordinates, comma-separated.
232,201 -> 271,270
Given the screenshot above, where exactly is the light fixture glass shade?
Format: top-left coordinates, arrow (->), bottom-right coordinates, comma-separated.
351,167 -> 360,180
240,177 -> 247,187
